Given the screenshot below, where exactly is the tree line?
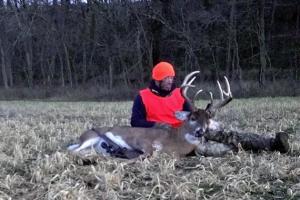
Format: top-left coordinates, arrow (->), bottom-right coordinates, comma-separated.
0,0 -> 299,94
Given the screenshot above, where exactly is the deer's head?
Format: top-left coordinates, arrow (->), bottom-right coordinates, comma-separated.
176,71 -> 232,137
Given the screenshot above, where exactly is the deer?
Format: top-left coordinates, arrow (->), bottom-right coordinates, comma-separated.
67,71 -> 233,159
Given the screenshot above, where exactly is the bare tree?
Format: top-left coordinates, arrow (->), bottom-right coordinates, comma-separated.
0,6 -> 13,88
0,40 -> 8,89
257,0 -> 267,87
225,0 -> 242,81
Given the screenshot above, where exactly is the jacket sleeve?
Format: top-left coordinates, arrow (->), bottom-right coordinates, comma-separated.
130,94 -> 156,127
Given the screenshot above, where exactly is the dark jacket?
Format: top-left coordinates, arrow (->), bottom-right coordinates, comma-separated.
130,80 -> 192,127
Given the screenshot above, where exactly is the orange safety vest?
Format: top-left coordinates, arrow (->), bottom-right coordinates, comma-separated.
140,88 -> 185,128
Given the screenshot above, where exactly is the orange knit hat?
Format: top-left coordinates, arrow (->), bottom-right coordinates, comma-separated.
152,62 -> 175,81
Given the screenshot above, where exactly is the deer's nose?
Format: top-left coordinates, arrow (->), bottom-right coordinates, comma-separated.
195,127 -> 205,137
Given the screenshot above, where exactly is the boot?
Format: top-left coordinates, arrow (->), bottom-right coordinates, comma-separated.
203,130 -> 289,153
270,132 -> 289,153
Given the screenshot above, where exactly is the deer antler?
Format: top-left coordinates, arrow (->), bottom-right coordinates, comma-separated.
180,71 -> 201,111
206,76 -> 232,116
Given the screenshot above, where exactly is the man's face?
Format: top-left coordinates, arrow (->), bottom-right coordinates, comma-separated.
158,76 -> 174,91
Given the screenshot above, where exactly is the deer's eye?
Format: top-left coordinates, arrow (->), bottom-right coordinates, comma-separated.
190,116 -> 196,121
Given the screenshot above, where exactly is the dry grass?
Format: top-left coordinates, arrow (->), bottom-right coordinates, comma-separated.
0,97 -> 299,199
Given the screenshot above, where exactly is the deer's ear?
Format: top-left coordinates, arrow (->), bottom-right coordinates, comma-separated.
205,103 -> 212,112
175,111 -> 190,121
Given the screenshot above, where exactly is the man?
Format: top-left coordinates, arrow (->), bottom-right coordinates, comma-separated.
131,61 -> 192,129
130,61 -> 289,156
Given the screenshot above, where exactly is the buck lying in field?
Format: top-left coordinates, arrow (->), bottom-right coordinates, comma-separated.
67,71 -> 233,159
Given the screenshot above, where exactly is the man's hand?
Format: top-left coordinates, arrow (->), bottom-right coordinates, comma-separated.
153,123 -> 171,130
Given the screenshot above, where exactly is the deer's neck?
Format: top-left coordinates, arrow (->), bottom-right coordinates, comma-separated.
175,125 -> 200,145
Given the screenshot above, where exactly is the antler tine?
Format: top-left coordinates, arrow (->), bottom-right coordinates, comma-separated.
224,76 -> 232,97
180,71 -> 200,111
217,80 -> 224,100
206,76 -> 233,116
181,71 -> 200,87
209,91 -> 213,104
217,76 -> 232,106
193,89 -> 203,100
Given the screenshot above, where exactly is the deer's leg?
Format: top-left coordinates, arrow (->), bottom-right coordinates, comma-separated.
74,137 -> 102,152
67,144 -> 80,151
204,130 -> 289,153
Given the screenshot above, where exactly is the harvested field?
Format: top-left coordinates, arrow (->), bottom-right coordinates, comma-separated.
0,97 -> 299,199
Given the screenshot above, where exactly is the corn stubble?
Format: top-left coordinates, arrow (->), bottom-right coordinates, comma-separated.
0,97 -> 299,199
